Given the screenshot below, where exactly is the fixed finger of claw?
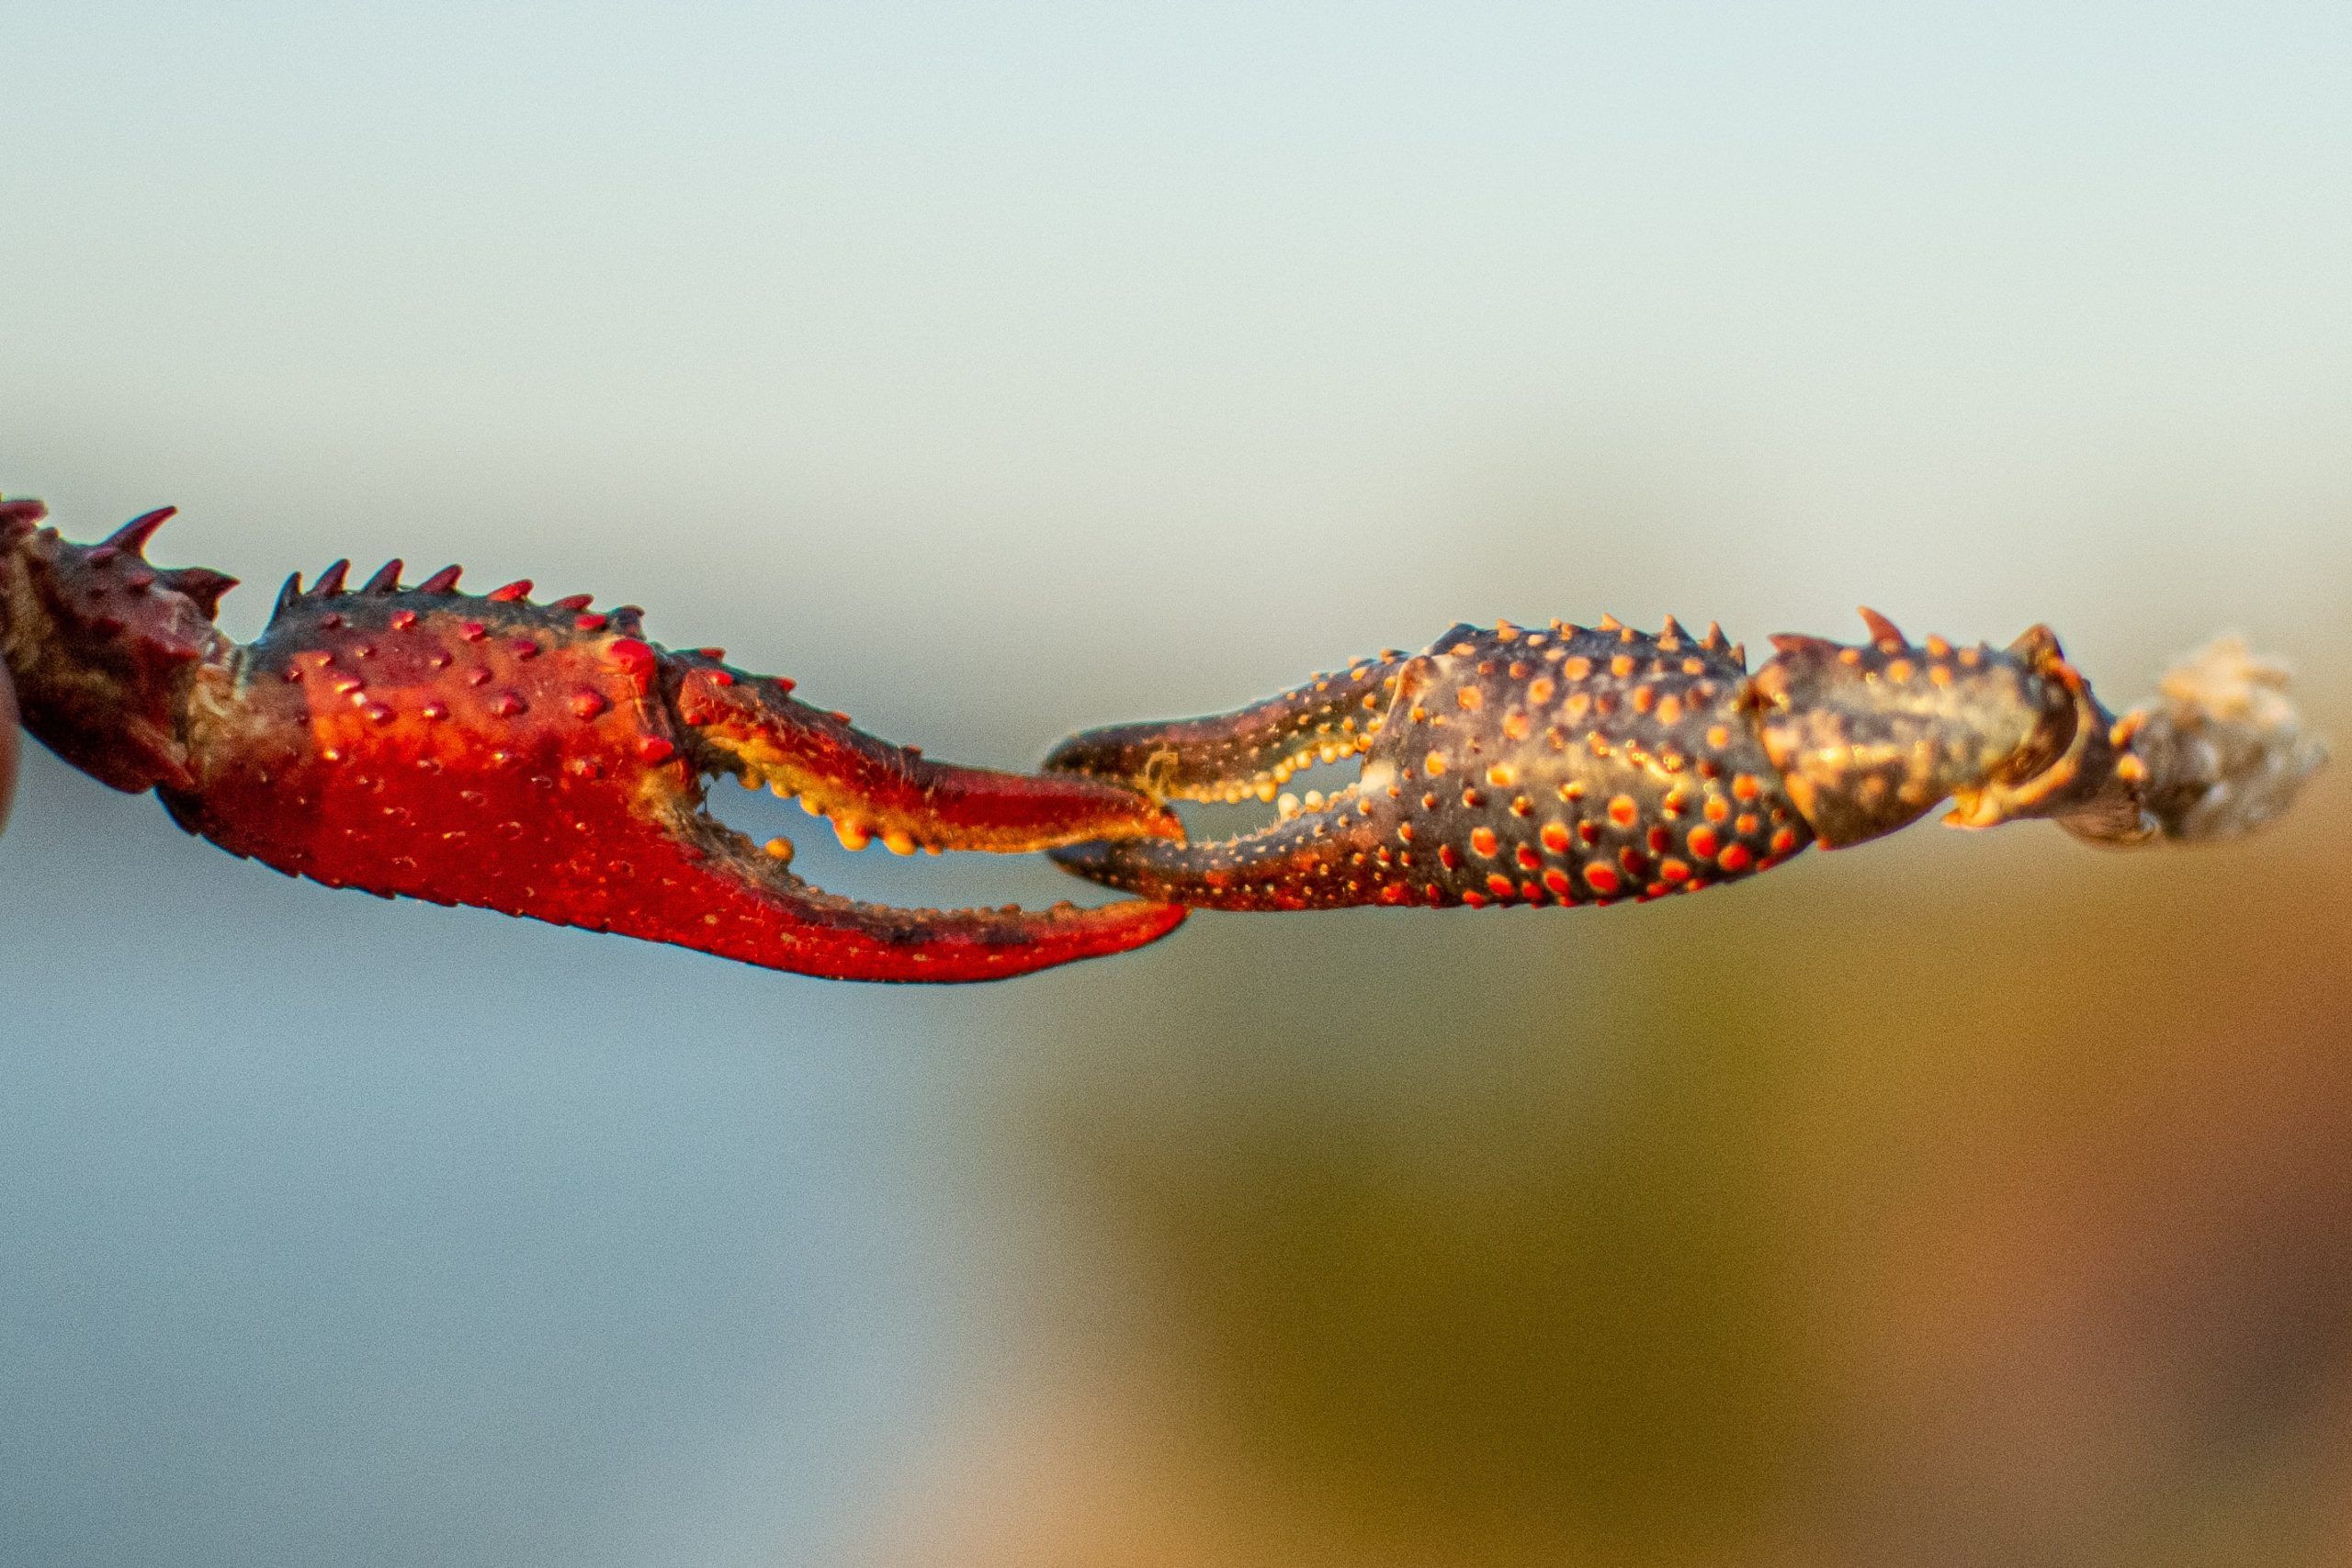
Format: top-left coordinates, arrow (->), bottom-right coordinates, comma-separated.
657,801 -> 1188,979
673,659 -> 1182,854
1052,786 -> 1401,910
1044,649 -> 1411,803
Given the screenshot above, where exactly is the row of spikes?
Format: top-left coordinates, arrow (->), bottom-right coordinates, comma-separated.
272,558 -> 477,621
79,506 -> 241,618
1766,607 -> 1963,661
1525,612 -> 1747,669
268,557 -> 642,629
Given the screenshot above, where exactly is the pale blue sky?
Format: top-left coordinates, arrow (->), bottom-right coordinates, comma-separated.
8,3 -> 2347,716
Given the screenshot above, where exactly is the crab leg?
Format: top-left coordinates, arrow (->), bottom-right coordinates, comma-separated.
2,500 -> 1186,982
1046,613 -> 2324,911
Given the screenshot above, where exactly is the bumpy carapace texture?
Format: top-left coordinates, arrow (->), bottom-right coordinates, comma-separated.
0,499 -> 1186,982
1046,610 -> 2326,911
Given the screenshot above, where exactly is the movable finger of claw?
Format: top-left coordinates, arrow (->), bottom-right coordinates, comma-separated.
1045,652 -> 1410,804
674,662 -> 1182,853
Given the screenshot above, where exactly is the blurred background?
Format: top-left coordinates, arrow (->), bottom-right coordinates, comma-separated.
4,4 -> 2349,1563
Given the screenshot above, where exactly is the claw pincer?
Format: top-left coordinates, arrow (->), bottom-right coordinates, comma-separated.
1047,617 -> 1802,908
2,500 -> 1183,982
1045,609 -> 2324,910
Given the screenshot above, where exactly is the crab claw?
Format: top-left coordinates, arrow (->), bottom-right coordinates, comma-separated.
1046,605 -> 2320,912
1045,619 -> 1811,909
3,502 -> 1187,982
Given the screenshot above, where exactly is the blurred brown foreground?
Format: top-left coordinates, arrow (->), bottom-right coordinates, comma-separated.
877,678 -> 2350,1568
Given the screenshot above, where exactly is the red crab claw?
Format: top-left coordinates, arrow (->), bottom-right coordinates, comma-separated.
0,500 -> 1186,982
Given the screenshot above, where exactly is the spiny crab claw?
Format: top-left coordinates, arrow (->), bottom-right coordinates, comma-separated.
1,499 -> 1185,982
1044,616 -> 1805,909
1044,609 -> 2324,911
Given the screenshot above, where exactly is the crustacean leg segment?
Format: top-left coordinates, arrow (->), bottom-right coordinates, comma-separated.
1046,610 -> 2325,911
1,499 -> 1186,982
